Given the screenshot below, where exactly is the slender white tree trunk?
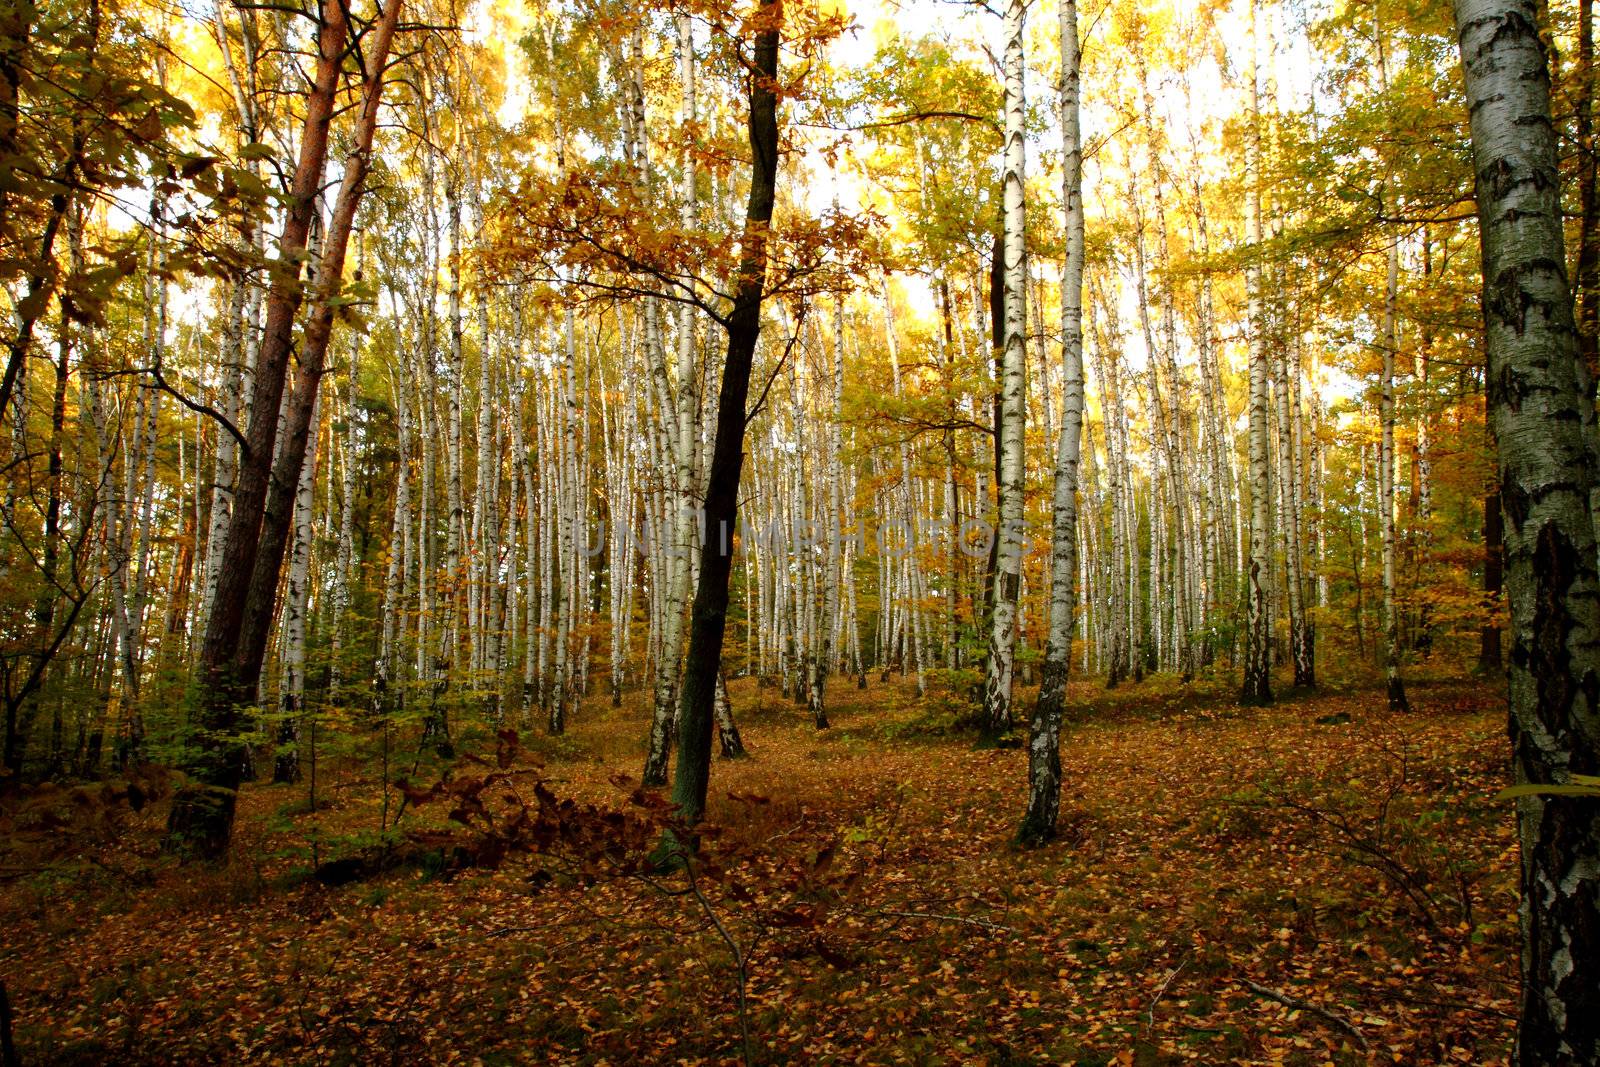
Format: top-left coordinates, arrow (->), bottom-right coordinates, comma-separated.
984,0 -> 1027,735
1379,230 -> 1409,711
1375,14 -> 1409,713
1241,0 -> 1273,704
549,306 -> 581,733
1019,0 -> 1083,845
273,393 -> 319,783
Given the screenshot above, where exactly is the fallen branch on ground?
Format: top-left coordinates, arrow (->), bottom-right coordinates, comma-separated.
1237,977 -> 1372,1053
1148,951 -> 1192,1030
875,909 -> 1014,934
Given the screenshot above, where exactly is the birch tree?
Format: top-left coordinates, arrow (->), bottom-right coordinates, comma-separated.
1240,0 -> 1273,705
1379,230 -> 1409,712
1455,0 -> 1600,1055
982,0 -> 1027,737
1376,12 -> 1409,712
1019,0 -> 1083,846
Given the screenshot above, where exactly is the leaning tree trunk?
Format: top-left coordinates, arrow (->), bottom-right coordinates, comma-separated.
983,0 -> 1027,738
1018,0 -> 1082,847
668,0 -> 781,830
163,0 -> 350,857
1455,0 -> 1600,1058
236,0 -> 403,748
165,0 -> 401,859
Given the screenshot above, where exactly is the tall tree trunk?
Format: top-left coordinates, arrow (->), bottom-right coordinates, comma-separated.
1241,0 -> 1273,705
328,329 -> 359,704
667,0 -> 781,830
549,306 -> 580,734
983,0 -> 1027,737
1134,45 -> 1197,681
166,0 -> 402,858
1377,15 -> 1410,713
1380,232 -> 1410,711
449,174 -> 469,652
272,394 -> 319,784
1455,0 -> 1600,1057
1019,0 -> 1082,846
164,0 -> 350,855
879,287 -> 929,699
1280,333 -> 1311,688
1090,277 -> 1131,687
807,292 -> 845,727
377,365 -> 411,728
1289,330 -> 1316,686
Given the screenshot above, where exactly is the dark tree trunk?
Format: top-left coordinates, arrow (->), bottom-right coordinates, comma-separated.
34,245 -> 75,779
164,0 -> 347,858
166,0 -> 402,859
237,0 -> 400,737
668,0 -> 781,830
0,977 -> 17,1067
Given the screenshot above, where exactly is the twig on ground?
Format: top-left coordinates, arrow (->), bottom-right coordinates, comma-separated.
1147,951 -> 1192,1031
876,909 -> 1015,935
1238,977 -> 1372,1053
477,926 -> 597,956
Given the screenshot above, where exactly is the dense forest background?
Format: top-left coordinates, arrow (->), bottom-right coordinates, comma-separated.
1,0 -> 1594,1059
0,0 -> 1510,792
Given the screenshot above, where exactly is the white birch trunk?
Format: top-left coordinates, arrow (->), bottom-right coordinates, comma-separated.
1454,0 -> 1600,1051
1020,0 -> 1083,844
272,393 -> 319,783
1241,0 -> 1273,703
983,0 -> 1027,735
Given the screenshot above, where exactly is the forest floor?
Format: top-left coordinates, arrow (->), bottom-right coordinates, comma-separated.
1,669 -> 1519,1066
